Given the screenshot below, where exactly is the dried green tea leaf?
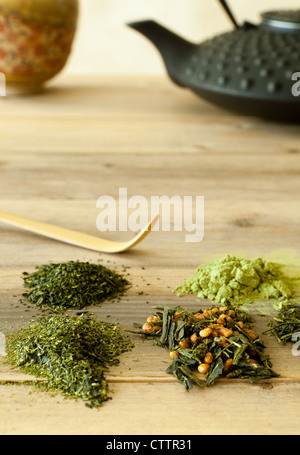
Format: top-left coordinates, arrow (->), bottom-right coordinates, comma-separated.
266,304 -> 300,343
205,355 -> 224,386
22,261 -> 130,311
5,313 -> 133,408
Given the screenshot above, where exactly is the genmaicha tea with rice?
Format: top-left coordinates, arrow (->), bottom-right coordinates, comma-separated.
139,305 -> 279,391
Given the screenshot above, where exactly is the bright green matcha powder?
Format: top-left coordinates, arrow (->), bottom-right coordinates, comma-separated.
175,255 -> 295,306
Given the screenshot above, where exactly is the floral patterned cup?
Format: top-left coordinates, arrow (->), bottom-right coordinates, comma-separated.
0,0 -> 78,93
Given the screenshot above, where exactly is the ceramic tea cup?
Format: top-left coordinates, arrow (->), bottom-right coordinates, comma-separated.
0,0 -> 78,93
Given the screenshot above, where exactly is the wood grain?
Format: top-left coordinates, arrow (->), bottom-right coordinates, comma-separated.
0,74 -> 299,435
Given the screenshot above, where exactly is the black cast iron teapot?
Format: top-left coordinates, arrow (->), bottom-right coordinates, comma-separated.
128,1 -> 300,122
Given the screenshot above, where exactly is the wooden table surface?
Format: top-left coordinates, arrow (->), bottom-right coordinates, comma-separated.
0,74 -> 299,435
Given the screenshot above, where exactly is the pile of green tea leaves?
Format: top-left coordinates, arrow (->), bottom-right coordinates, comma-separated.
266,304 -> 300,344
22,261 -> 130,311
139,305 -> 278,391
5,313 -> 133,408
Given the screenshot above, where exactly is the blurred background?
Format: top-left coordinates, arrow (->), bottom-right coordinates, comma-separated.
65,0 -> 299,75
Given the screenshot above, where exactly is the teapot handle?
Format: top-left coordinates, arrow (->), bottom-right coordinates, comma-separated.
218,0 -> 240,29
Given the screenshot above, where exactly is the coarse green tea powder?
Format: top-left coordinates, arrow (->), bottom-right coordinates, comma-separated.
175,255 -> 295,307
5,314 -> 133,408
22,261 -> 130,310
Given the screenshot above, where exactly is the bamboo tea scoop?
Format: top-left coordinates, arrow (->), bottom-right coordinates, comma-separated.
0,210 -> 159,253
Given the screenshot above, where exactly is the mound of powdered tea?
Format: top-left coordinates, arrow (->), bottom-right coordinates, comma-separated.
175,255 -> 295,307
22,260 -> 130,310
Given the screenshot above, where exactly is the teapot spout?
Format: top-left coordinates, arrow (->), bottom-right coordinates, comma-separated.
128,20 -> 194,87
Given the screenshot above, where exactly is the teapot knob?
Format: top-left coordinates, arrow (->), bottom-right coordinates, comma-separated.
261,10 -> 300,31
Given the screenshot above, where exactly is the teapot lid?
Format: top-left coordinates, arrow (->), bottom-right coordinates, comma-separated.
262,10 -> 300,30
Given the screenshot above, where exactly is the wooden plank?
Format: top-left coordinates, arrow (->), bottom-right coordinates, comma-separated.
0,381 -> 299,435
1,269 -> 299,380
0,75 -> 299,434
0,74 -> 299,155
